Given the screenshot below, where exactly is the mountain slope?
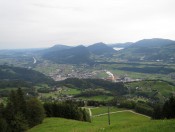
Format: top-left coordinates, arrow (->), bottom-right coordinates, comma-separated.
43,45 -> 93,64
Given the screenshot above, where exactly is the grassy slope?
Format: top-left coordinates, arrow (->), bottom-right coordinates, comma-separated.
28,111 -> 175,132
90,106 -> 125,115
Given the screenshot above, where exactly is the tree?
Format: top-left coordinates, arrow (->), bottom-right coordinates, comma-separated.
16,88 -> 27,115
152,104 -> 163,119
12,113 -> 29,132
26,98 -> 45,127
0,103 -> 8,132
4,88 -> 28,132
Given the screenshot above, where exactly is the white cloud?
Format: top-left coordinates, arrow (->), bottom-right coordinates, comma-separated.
0,0 -> 175,49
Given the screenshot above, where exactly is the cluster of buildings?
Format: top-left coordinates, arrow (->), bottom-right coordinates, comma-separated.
48,64 -> 141,83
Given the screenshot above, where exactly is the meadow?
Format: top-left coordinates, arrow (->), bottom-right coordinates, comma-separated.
28,107 -> 175,132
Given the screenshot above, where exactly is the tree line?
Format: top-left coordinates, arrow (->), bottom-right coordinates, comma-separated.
44,102 -> 91,122
59,78 -> 128,95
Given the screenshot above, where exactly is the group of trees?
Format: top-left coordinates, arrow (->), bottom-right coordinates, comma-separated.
74,90 -> 112,98
60,78 -> 128,95
152,96 -> 175,119
0,88 -> 45,132
43,102 -> 91,122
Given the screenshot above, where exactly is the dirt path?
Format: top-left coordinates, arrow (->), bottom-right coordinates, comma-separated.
92,110 -> 150,118
88,108 -> 92,117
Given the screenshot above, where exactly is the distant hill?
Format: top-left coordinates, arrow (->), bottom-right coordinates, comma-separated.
116,38 -> 175,62
39,44 -> 72,54
0,65 -> 54,84
87,42 -> 116,55
131,38 -> 174,48
43,45 -> 93,64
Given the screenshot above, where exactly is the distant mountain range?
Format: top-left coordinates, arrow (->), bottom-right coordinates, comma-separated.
41,38 -> 175,64
42,42 -> 116,64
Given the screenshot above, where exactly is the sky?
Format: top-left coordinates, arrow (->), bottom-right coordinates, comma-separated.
0,0 -> 175,49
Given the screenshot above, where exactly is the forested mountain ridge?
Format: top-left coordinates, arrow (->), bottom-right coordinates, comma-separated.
0,65 -> 54,84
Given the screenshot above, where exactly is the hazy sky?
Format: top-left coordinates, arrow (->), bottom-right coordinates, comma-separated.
0,0 -> 175,49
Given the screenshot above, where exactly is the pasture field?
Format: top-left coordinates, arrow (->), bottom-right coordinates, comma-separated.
28,107 -> 175,132
90,106 -> 125,116
78,95 -> 114,101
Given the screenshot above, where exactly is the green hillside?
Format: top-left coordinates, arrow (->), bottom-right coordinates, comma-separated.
28,111 -> 175,132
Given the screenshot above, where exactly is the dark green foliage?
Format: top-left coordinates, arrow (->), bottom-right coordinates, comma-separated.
75,90 -> 112,98
0,117 -> 8,132
152,104 -> 163,119
119,100 -> 135,109
87,100 -> 106,107
37,88 -> 55,93
0,103 -> 8,132
134,102 -> 153,116
12,113 -> 29,132
162,96 -> 175,119
152,96 -> 175,119
43,102 -> 91,122
26,98 -> 45,127
4,88 -> 29,132
1,88 -> 45,131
